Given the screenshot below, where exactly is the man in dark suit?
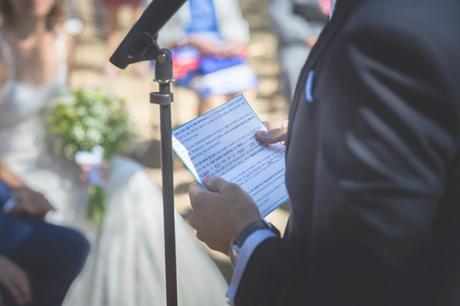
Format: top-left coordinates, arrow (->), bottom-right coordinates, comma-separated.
188,0 -> 460,305
0,182 -> 89,306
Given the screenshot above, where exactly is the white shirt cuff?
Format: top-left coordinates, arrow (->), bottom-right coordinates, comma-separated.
226,229 -> 278,305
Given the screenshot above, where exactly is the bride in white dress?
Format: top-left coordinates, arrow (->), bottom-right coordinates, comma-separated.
0,1 -> 227,305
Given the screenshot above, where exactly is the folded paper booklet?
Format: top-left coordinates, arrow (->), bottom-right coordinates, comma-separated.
172,95 -> 289,217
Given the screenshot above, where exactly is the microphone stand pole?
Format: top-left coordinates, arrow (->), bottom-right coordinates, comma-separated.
150,48 -> 178,306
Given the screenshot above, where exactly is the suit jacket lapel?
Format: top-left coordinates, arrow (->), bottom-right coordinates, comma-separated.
285,0 -> 357,154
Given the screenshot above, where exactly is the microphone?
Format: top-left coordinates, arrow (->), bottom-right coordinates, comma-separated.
110,0 -> 187,69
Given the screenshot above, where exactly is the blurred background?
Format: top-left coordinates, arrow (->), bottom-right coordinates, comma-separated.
70,0 -> 291,279
0,0 -> 330,304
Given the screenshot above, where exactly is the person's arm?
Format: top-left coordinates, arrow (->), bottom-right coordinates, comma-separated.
63,28 -> 79,80
0,38 -> 8,91
0,159 -> 54,218
0,159 -> 26,190
268,0 -> 324,46
0,256 -> 31,305
189,177 -> 302,306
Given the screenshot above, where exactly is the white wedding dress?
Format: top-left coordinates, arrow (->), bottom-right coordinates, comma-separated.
0,33 -> 227,306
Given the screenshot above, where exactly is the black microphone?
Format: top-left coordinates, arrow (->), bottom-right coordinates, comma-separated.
110,0 -> 187,69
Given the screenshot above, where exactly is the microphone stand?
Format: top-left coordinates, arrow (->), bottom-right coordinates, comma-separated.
150,48 -> 178,306
109,2 -> 188,304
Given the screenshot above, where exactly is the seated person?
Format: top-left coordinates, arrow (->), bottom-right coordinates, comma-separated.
0,181 -> 89,306
158,0 -> 258,115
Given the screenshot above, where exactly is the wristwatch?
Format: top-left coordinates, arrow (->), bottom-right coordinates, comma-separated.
229,220 -> 280,265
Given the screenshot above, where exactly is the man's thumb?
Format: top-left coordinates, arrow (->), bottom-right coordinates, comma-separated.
255,130 -> 285,145
203,176 -> 228,193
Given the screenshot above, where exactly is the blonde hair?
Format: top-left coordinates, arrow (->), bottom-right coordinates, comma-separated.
0,0 -> 65,30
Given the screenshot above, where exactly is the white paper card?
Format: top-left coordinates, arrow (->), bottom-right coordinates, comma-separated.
172,95 -> 289,217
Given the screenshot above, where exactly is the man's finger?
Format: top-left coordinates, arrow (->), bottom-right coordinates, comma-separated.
255,130 -> 286,145
11,281 -> 30,305
4,280 -> 25,305
10,264 -> 31,303
189,184 -> 210,209
203,176 -> 229,193
189,183 -> 204,199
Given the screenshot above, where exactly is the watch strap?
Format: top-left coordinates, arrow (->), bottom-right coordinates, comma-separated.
233,220 -> 280,248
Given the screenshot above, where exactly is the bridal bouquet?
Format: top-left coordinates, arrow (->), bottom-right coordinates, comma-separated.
47,89 -> 134,223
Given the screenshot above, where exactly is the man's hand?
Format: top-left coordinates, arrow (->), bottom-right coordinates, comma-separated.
0,256 -> 31,305
255,120 -> 288,146
188,177 -> 261,254
8,187 -> 54,219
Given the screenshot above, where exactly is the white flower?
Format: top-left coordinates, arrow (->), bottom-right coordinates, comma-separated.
72,125 -> 86,142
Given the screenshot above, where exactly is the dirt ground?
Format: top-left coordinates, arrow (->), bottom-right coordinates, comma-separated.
71,0 -> 290,281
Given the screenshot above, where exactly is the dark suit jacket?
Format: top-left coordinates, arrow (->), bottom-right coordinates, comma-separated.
236,0 -> 460,305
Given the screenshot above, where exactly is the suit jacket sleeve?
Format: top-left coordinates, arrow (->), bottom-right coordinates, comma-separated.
235,18 -> 459,306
